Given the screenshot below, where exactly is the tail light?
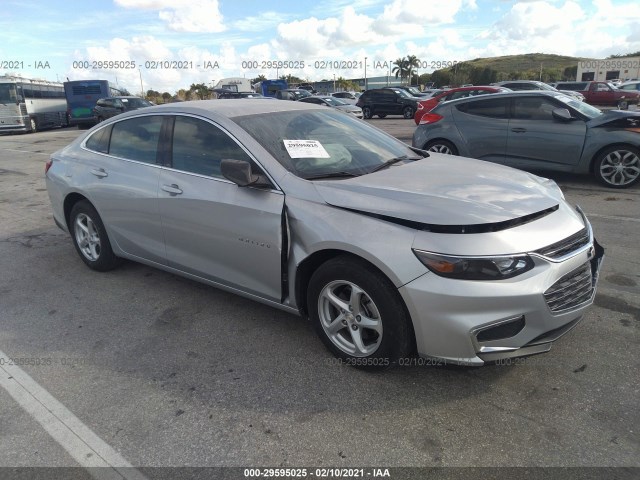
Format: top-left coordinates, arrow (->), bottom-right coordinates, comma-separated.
419,113 -> 444,125
417,103 -> 425,111
45,158 -> 53,174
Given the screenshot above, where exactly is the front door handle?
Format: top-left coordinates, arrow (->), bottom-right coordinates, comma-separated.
161,184 -> 183,195
511,127 -> 527,133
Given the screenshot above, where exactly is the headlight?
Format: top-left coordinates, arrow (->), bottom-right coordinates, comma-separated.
413,250 -> 534,280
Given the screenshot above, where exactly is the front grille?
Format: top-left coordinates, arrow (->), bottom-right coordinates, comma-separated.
544,263 -> 593,313
535,228 -> 590,260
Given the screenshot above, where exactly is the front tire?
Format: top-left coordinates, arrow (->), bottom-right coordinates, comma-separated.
425,139 -> 458,155
69,200 -> 122,271
593,146 -> 640,188
29,118 -> 38,133
307,256 -> 413,369
362,106 -> 373,119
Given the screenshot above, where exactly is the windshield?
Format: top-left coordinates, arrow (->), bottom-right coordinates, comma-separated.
538,83 -> 557,91
406,87 -> 422,96
393,89 -> 412,98
0,83 -> 17,103
233,109 -> 419,179
323,97 -> 348,106
121,97 -> 152,109
556,94 -> 603,119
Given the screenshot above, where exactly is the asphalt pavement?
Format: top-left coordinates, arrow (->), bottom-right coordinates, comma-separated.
0,122 -> 638,480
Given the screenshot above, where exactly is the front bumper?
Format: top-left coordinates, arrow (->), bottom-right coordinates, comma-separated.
399,230 -> 604,366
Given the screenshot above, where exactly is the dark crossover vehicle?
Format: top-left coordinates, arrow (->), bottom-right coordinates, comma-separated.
413,90 -> 640,188
46,100 -> 603,367
356,88 -> 420,119
92,96 -> 152,122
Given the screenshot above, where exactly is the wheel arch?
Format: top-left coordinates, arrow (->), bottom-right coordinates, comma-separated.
295,249 -> 418,354
63,192 -> 91,230
422,137 -> 459,154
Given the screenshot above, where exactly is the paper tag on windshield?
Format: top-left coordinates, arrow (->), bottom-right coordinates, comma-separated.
283,140 -> 330,158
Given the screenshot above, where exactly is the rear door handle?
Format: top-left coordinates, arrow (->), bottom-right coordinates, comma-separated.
511,127 -> 526,133
161,184 -> 183,195
90,168 -> 108,178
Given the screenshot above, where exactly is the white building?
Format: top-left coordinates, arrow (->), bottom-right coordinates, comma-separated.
576,57 -> 640,82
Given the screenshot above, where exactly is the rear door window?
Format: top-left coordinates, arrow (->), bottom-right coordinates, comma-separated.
456,97 -> 510,119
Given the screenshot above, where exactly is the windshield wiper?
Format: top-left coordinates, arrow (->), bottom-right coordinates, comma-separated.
303,171 -> 360,180
368,155 -> 421,173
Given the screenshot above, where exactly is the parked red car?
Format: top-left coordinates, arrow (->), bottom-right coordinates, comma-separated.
414,86 -> 510,125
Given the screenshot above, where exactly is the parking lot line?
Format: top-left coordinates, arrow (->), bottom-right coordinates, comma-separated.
0,349 -> 148,480
587,213 -> 640,223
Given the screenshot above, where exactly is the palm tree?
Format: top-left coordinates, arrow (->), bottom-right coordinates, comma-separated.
392,57 -> 408,83
405,55 -> 421,85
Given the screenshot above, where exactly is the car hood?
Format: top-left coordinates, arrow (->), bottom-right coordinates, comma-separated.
587,109 -> 640,128
313,154 -> 560,229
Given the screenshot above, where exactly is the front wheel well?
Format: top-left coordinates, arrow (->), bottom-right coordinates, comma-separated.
63,192 -> 91,230
296,250 -> 417,356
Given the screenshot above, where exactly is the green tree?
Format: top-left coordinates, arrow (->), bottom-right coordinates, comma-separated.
161,92 -> 171,103
189,83 -> 209,100
251,75 -> 267,85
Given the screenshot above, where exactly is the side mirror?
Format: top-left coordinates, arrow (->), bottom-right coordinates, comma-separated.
552,108 -> 573,121
221,159 -> 271,188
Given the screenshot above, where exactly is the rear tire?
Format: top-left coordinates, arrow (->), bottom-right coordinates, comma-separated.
377,114 -> 387,118
617,100 -> 628,110
307,256 -> 414,370
425,139 -> 458,155
403,106 -> 414,119
69,200 -> 122,271
29,118 -> 38,133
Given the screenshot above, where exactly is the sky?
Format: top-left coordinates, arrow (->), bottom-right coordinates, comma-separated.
2,0 -> 640,94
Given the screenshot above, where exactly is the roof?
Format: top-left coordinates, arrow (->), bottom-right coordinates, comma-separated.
141,98 -> 325,118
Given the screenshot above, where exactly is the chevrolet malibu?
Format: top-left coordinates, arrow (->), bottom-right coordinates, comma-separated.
45,100 -> 603,367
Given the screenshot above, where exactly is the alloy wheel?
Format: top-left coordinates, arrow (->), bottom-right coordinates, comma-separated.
318,280 -> 383,357
598,149 -> 640,187
74,213 -> 102,261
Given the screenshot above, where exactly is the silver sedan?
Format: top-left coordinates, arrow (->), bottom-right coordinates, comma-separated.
46,100 -> 603,367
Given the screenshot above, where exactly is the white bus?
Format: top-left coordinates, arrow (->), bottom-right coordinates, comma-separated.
0,75 -> 67,133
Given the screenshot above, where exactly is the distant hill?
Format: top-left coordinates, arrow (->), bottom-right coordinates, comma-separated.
459,53 -> 592,72
425,53 -> 595,86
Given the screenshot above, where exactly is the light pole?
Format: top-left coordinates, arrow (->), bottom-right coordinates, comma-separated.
364,56 -> 368,90
138,69 -> 144,97
333,74 -> 336,93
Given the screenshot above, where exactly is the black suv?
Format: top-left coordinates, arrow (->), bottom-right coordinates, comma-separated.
356,88 -> 419,119
93,96 -> 152,121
